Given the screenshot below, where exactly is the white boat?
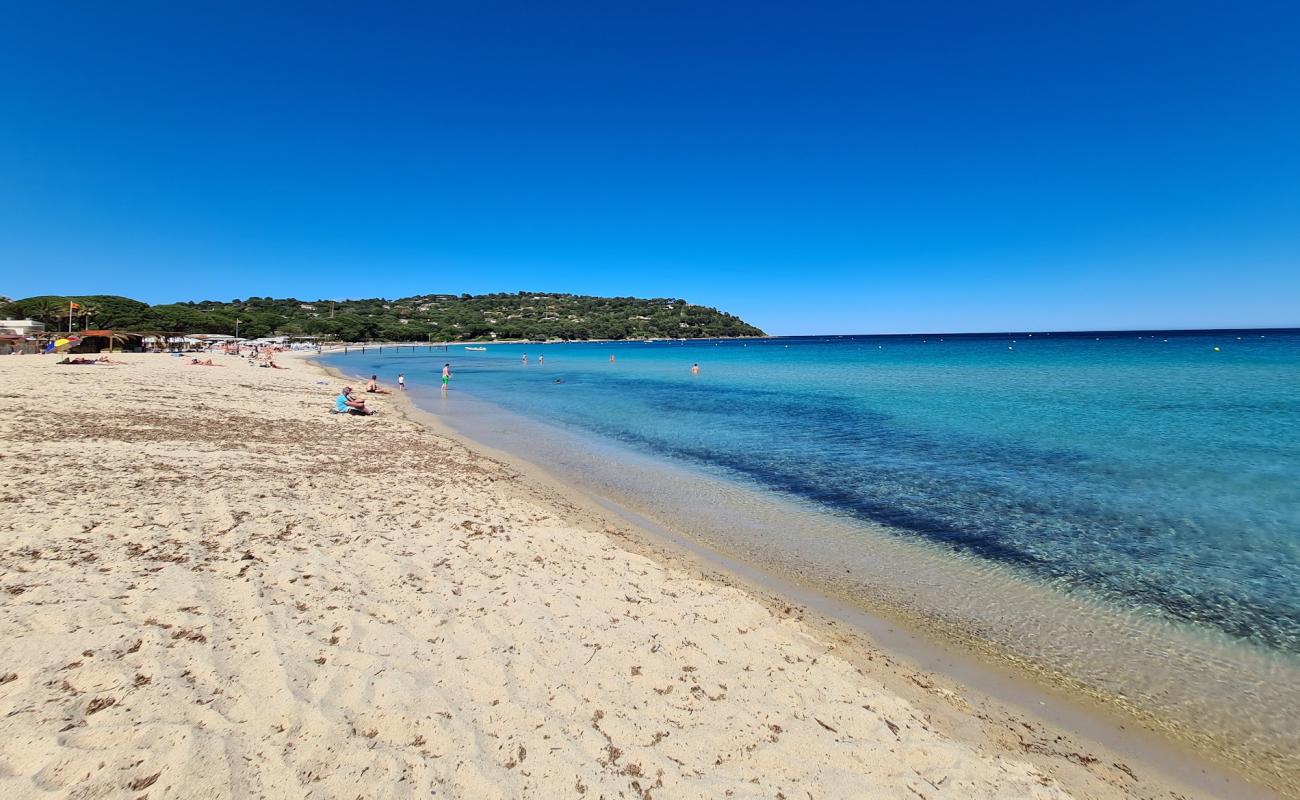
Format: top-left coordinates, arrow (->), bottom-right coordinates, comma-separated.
465,346 -> 487,351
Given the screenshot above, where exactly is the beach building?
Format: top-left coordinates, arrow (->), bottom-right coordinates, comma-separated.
73,330 -> 144,353
0,319 -> 45,336
0,320 -> 46,353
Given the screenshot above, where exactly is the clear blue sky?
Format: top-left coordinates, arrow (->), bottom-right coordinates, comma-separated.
2,1 -> 1297,334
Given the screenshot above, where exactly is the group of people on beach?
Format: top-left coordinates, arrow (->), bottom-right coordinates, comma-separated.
246,345 -> 288,369
335,364 -> 444,417
333,356 -> 701,418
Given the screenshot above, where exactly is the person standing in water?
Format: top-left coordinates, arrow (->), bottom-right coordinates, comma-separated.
691,363 -> 700,375
609,354 -> 616,364
397,373 -> 405,391
521,353 -> 528,365
441,362 -> 451,392
538,354 -> 544,365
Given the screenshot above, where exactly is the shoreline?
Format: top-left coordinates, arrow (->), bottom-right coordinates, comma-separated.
311,352 -> 1285,799
0,350 -> 1281,798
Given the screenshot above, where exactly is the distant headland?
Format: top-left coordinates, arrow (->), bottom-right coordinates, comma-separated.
0,292 -> 766,342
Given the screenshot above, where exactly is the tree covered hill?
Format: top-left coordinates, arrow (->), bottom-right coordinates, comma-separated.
2,292 -> 766,342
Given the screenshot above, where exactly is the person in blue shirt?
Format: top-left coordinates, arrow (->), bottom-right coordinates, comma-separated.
335,386 -> 373,415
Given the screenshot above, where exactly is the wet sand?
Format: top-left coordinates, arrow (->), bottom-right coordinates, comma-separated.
396,378 -> 1298,798
0,352 -> 1271,798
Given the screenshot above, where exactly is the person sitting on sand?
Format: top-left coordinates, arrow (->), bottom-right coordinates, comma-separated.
365,375 -> 390,394
336,387 -> 374,416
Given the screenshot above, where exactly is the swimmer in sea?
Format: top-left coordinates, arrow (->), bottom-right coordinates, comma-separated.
691,363 -> 700,375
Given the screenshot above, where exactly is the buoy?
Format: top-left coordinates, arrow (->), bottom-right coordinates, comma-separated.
1213,346 -> 1221,352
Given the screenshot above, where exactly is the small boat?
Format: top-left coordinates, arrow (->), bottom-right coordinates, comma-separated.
465,346 -> 487,351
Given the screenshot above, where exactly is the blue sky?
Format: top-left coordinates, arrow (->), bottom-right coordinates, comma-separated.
2,1 -> 1297,334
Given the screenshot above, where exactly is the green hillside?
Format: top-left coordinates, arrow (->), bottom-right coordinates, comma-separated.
1,292 -> 766,342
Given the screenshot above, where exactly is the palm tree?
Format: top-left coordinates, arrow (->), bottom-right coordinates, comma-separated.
28,298 -> 62,328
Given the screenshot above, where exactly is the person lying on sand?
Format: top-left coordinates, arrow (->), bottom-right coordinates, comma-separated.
96,355 -> 127,365
365,375 -> 390,394
188,358 -> 221,366
335,387 -> 374,416
57,356 -> 97,365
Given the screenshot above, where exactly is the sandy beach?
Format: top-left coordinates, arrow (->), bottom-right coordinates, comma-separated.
0,352 -> 1256,799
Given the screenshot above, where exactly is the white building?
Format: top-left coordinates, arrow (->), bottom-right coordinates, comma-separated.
0,319 -> 45,336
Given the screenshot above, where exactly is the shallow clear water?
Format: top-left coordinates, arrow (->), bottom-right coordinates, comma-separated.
331,331 -> 1300,654
325,330 -> 1300,779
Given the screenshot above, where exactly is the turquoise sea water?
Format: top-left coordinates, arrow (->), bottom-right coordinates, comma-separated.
331,331 -> 1300,653
325,330 -> 1300,777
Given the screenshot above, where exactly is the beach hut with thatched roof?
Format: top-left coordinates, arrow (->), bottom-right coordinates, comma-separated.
74,330 -> 141,353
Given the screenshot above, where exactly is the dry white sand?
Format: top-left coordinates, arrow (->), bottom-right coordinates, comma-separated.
0,352 -> 1229,798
